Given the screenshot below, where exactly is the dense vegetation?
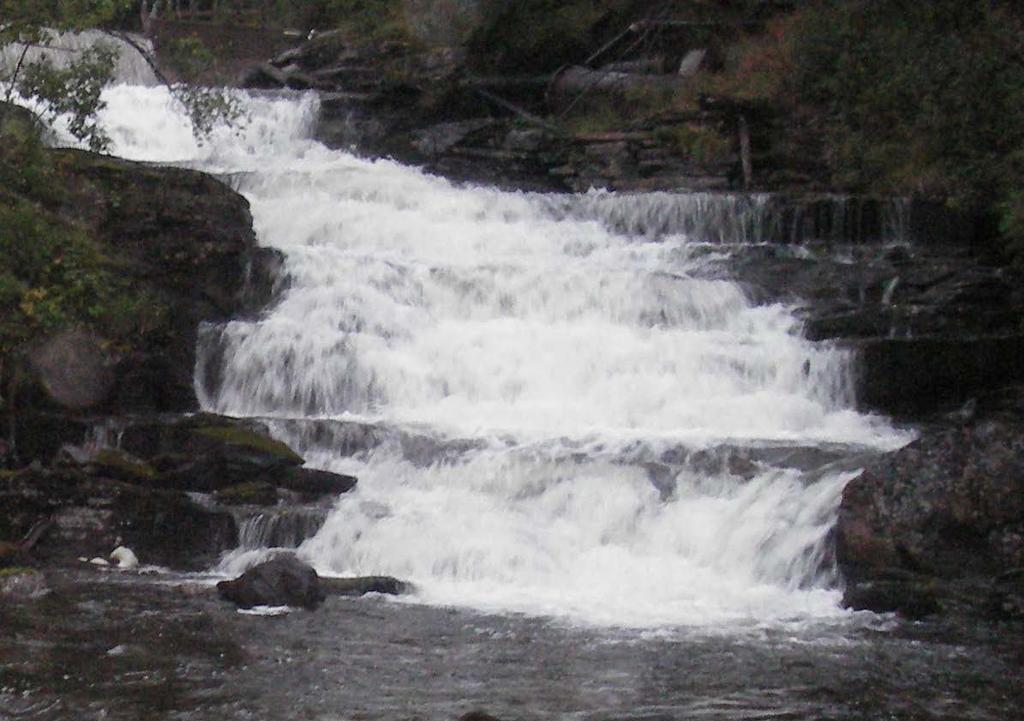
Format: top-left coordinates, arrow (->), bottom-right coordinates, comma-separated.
780,1 -> 1024,260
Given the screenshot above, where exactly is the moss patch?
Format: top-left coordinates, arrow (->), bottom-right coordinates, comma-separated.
92,448 -> 157,483
193,426 -> 304,466
214,481 -> 279,507
0,566 -> 35,579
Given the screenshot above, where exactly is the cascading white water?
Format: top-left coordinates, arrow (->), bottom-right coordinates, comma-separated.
79,85 -> 910,628
1,30 -> 158,87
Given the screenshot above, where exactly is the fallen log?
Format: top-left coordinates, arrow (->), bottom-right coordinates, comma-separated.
549,65 -> 690,112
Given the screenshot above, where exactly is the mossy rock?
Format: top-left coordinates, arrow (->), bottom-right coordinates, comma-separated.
192,426 -> 304,467
90,448 -> 157,484
214,481 -> 279,507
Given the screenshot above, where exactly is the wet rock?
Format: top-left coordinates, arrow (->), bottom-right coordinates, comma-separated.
0,542 -> 31,568
215,481 -> 280,507
77,447 -> 157,485
842,576 -> 941,619
241,62 -> 289,88
47,148 -> 260,414
217,555 -> 325,610
118,414 -> 305,494
278,467 -> 357,501
458,712 -> 506,721
320,575 -> 411,597
985,569 -> 1024,621
836,392 -> 1024,619
0,465 -> 237,569
12,412 -> 91,465
0,568 -> 49,600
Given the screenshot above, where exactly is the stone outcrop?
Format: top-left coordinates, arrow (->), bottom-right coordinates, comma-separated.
723,235 -> 1024,417
0,413 -> 358,569
40,149 -> 271,413
835,388 -> 1024,619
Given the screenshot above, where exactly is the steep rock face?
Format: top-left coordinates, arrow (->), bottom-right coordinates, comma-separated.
838,419 -> 1024,580
723,239 -> 1024,417
46,148 -> 270,413
835,389 -> 1024,618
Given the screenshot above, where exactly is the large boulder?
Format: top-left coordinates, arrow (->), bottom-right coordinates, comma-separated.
835,388 -> 1024,617
217,555 -> 325,610
46,149 -> 261,413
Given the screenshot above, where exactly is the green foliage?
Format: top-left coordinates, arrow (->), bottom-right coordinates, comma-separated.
320,0 -> 407,39
468,0 -> 634,74
655,124 -> 732,167
0,1 -> 134,41
0,127 -> 169,365
159,36 -> 246,135
16,44 -> 118,151
705,1 -> 1024,260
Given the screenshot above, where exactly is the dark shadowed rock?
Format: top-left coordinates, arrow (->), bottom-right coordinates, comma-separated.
853,336 -> 1024,417
0,465 -> 236,569
458,712 -> 507,721
836,388 -> 1024,618
842,577 -> 941,619
278,467 -> 357,501
49,148 -> 260,413
320,575 -> 411,597
217,556 -> 325,610
215,481 -> 279,506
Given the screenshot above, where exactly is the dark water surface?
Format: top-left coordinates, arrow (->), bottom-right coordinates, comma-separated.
2,571 -> 1021,721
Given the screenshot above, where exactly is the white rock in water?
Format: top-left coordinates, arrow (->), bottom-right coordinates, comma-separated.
89,557 -> 109,566
110,546 -> 139,569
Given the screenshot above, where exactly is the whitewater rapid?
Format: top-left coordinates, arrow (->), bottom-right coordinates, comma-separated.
79,85 -> 909,628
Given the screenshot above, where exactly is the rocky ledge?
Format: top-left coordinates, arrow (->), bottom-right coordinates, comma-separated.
1,414 -> 357,570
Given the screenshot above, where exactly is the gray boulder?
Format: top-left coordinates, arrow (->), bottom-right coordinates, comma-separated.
217,556 -> 325,610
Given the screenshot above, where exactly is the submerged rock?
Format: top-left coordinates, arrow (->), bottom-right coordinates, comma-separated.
217,555 -> 325,610
320,575 -> 411,597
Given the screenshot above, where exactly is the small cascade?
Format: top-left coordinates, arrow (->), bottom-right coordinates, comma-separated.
537,190 -> 912,245
236,507 -> 329,550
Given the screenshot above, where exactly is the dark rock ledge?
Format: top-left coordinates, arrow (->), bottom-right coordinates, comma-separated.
1,413 -> 358,571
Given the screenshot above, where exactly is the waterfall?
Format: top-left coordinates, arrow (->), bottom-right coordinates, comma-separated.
88,85 -> 909,628
1,30 -> 158,87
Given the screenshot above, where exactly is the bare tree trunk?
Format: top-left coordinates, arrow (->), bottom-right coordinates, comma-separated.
4,44 -> 31,103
